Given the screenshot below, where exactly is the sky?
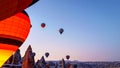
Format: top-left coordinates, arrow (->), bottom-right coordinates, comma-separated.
20,0 -> 120,61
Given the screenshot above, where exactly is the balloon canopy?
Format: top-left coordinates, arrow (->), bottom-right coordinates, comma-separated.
41,23 -> 46,28
0,0 -> 39,21
0,11 -> 31,67
66,55 -> 70,60
59,28 -> 64,34
45,52 -> 49,58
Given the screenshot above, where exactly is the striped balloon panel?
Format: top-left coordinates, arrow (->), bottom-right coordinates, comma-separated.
0,11 -> 30,67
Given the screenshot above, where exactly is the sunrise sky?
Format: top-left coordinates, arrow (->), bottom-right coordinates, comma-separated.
20,0 -> 120,61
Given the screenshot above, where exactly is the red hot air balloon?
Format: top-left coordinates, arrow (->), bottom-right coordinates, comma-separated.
45,52 -> 49,58
41,23 -> 46,28
0,10 -> 31,67
66,55 -> 70,60
0,0 -> 38,21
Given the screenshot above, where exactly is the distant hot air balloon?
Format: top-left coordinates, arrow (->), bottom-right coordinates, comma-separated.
0,0 -> 38,20
66,55 -> 70,60
59,28 -> 64,34
45,52 -> 49,58
41,23 -> 46,28
0,10 -> 31,67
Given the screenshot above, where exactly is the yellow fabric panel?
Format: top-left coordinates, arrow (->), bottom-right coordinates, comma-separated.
0,49 -> 14,67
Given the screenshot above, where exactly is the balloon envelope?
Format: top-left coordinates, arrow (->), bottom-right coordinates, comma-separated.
41,23 -> 46,28
59,28 -> 64,34
0,0 -> 38,21
45,52 -> 49,58
0,11 -> 31,67
66,55 -> 70,60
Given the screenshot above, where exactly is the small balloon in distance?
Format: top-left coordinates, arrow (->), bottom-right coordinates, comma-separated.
66,55 -> 70,60
45,52 -> 49,58
41,23 -> 46,28
59,28 -> 64,34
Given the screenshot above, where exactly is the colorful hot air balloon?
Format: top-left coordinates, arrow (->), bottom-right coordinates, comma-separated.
41,23 -> 46,28
0,0 -> 39,21
66,55 -> 70,60
0,10 -> 31,67
59,28 -> 64,34
45,52 -> 49,58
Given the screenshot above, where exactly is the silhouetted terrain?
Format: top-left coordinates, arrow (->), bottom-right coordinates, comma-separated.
2,46 -> 120,68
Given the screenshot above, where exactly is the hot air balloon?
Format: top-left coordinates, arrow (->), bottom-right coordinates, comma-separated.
0,0 -> 38,21
41,23 -> 46,28
59,28 -> 64,34
0,10 -> 31,67
66,55 -> 70,60
45,52 -> 49,58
